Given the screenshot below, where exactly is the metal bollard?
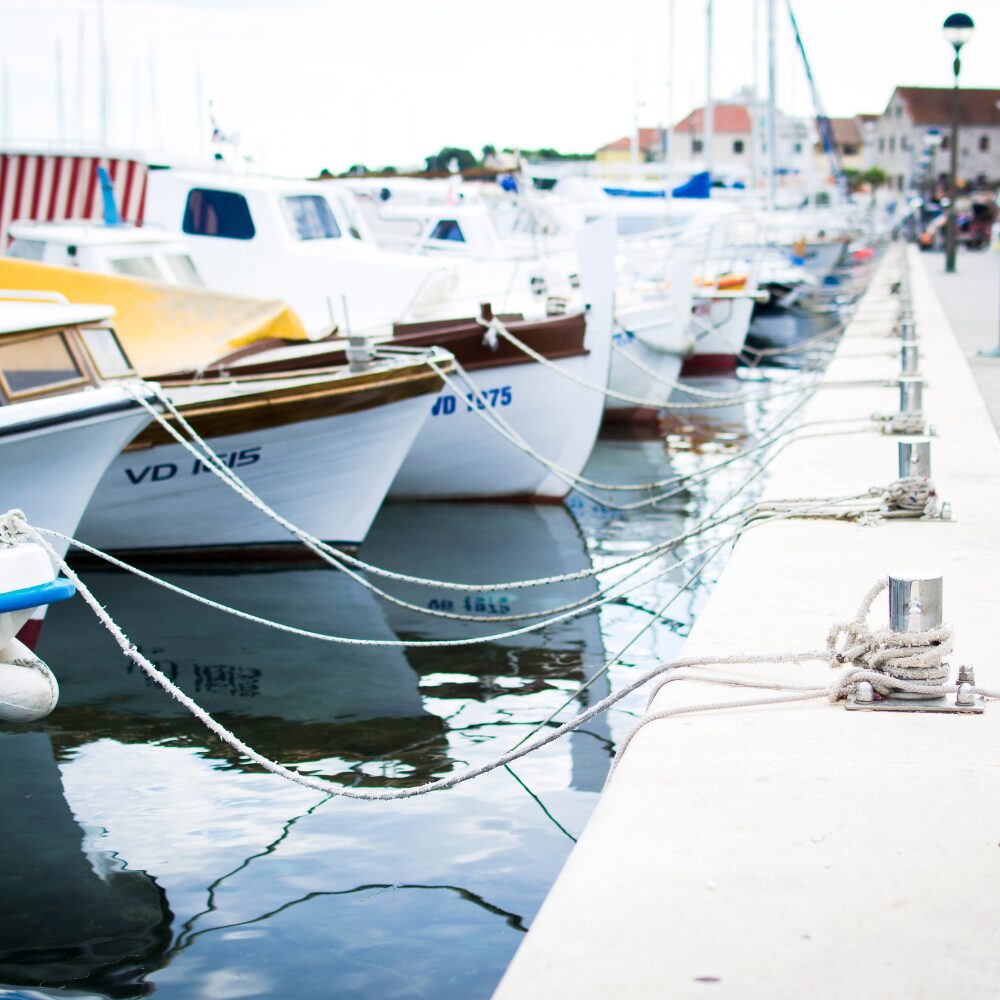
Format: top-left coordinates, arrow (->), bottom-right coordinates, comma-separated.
345,334 -> 376,373
898,439 -> 931,480
899,376 -> 924,414
900,340 -> 920,374
889,574 -> 943,633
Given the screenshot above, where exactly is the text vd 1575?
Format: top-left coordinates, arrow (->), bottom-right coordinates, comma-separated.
430,386 -> 512,417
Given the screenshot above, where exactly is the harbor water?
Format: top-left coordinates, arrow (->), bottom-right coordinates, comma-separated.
1,294 -> 861,999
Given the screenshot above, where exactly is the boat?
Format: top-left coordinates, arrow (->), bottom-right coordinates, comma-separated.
4,226 -> 610,503
79,347 -> 454,552
0,298 -> 155,554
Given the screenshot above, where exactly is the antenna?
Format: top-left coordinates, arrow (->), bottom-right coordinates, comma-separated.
704,0 -> 715,180
148,42 -> 160,148
56,37 -> 66,143
1,61 -> 10,142
96,0 -> 109,146
75,13 -> 85,143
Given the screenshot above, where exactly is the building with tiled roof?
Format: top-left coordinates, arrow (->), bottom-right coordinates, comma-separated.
870,86 -> 1000,191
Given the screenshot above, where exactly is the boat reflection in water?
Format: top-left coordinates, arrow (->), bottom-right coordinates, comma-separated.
2,503 -> 614,998
359,502 -> 611,793
0,731 -> 172,997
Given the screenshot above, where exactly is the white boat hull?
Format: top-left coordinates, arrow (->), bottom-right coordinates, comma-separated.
388,349 -> 606,500
0,392 -> 151,561
389,218 -> 616,501
79,393 -> 433,551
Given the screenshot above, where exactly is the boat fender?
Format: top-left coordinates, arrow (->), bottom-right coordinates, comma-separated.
0,637 -> 59,722
0,536 -> 76,722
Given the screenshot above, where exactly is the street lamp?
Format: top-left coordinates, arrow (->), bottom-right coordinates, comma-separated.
942,12 -> 974,273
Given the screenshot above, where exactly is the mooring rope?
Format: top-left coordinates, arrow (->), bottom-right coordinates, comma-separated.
11,514 -> 985,802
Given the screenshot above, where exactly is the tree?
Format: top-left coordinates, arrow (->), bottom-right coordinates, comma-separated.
425,147 -> 479,172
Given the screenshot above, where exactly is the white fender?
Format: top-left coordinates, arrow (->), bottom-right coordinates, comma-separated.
0,637 -> 59,722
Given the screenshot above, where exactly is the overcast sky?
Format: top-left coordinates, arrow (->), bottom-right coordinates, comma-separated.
1,0 -> 997,174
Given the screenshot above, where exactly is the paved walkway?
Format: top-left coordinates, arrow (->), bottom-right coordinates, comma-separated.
923,247 -> 1000,433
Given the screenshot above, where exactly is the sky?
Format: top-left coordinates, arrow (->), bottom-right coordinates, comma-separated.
1,0 -> 997,175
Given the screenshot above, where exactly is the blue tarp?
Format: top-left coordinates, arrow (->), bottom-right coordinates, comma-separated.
602,170 -> 712,200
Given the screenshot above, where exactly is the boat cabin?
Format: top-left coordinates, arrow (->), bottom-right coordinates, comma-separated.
0,300 -> 136,407
7,222 -> 205,287
142,169 -> 451,336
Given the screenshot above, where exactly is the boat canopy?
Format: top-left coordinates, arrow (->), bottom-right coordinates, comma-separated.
0,258 -> 308,376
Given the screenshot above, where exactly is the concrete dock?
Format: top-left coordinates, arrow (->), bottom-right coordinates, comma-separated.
494,246 -> 1000,998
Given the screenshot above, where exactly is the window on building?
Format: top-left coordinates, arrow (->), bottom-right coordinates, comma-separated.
282,195 -> 341,240
692,139 -> 703,154
896,106 -> 902,118
732,139 -> 744,154
794,142 -> 802,154
901,137 -> 909,151
183,189 -> 256,240
941,135 -> 949,150
980,135 -> 989,152
878,137 -> 885,153
889,137 -> 896,153
0,332 -> 86,398
428,219 -> 465,243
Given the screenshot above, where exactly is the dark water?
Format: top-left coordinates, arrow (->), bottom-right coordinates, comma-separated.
0,277 -> 866,1000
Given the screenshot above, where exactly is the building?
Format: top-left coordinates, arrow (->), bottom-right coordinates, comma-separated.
870,86 -> 1000,191
594,128 -> 666,166
673,104 -> 753,166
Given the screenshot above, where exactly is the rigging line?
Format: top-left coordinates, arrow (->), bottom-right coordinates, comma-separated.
507,537 -> 728,754
503,765 -> 578,843
118,380 -> 791,592
45,522 -> 740,647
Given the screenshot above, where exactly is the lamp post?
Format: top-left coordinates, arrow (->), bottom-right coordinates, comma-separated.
942,12 -> 974,273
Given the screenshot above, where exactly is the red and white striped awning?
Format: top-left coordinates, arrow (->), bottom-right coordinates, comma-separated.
0,153 -> 149,248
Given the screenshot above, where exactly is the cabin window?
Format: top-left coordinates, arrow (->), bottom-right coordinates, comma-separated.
428,219 -> 465,243
110,255 -> 163,280
80,326 -> 135,379
7,239 -> 46,261
183,188 -> 256,240
164,253 -> 204,286
0,331 -> 87,399
282,195 -> 341,240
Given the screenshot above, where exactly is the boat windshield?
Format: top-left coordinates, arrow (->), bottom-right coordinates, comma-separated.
0,331 -> 88,401
110,255 -> 164,281
7,239 -> 46,261
80,326 -> 135,379
163,253 -> 205,286
282,195 -> 341,241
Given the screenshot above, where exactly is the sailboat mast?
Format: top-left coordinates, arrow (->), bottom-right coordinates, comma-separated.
704,0 -> 714,179
666,0 -> 675,177
96,0 -> 109,146
766,0 -> 778,212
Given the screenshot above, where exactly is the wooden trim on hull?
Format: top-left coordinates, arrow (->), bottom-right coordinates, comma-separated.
174,311 -> 588,380
128,361 -> 445,451
680,353 -> 739,376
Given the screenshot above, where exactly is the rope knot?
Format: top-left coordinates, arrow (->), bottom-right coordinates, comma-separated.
825,578 -> 953,698
884,476 -> 936,515
873,412 -> 926,436
0,509 -> 31,548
